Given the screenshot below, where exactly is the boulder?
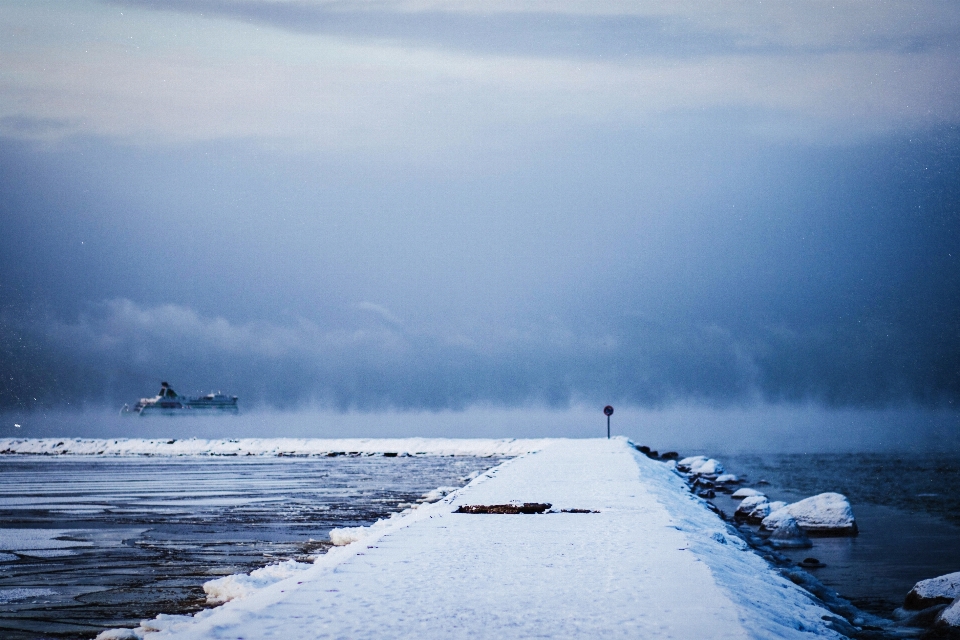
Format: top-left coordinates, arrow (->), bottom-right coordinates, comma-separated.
734,495 -> 769,522
715,474 -> 739,484
760,493 -> 857,536
768,501 -> 787,513
731,487 -> 765,500
937,597 -> 960,629
766,515 -> 813,549
677,456 -> 709,472
696,459 -> 724,476
677,456 -> 724,476
905,571 -> 960,610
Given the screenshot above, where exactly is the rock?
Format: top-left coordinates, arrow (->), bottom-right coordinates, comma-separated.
715,474 -> 739,484
677,456 -> 725,476
768,501 -> 787,513
760,493 -> 857,536
636,445 -> 651,454
660,451 -> 679,460
767,515 -> 813,549
905,571 -> 960,610
798,557 -> 826,568
745,499 -> 774,524
694,458 -> 724,476
734,495 -> 769,522
936,597 -> 960,629
731,487 -> 765,499
677,456 -> 709,472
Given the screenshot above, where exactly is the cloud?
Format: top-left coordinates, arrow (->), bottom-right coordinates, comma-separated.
2,298 -> 957,412
0,1 -> 956,148
358,302 -> 402,325
108,0 -> 960,59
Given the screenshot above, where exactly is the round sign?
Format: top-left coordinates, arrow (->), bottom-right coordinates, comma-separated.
603,405 -> 614,416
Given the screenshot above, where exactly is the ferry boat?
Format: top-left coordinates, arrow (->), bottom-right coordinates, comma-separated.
121,382 -> 238,416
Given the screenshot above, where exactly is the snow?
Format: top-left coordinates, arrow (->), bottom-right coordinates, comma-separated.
938,597 -> 960,628
766,516 -> 812,549
0,528 -> 94,553
768,500 -> 787,513
203,560 -> 312,604
0,437 -> 546,457
104,438 -> 842,640
731,487 -> 765,499
735,495 -> 769,522
715,474 -> 739,483
905,571 -> 960,609
760,493 -> 857,535
677,455 -> 724,475
0,588 -> 57,603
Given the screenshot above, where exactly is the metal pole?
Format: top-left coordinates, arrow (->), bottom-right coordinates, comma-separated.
607,415 -> 610,439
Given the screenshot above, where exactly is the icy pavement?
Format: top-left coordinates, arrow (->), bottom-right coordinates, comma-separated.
121,438 -> 843,639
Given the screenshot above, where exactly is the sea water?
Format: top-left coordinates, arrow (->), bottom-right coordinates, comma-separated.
711,453 -> 960,618
0,455 -> 500,639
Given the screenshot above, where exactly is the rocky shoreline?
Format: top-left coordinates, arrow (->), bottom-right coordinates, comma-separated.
632,444 -> 960,638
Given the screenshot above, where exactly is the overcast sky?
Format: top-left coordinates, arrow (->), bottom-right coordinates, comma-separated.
1,1 -> 958,440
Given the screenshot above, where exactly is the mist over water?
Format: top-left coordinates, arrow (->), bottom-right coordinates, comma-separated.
3,405 -> 958,453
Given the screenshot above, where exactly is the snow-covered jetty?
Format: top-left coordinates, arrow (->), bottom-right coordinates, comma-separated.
106,438 -> 844,639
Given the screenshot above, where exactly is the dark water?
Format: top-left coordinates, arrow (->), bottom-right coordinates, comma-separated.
0,455 -> 499,639
711,453 -> 960,618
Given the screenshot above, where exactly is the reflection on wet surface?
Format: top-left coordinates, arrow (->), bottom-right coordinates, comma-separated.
0,455 -> 500,639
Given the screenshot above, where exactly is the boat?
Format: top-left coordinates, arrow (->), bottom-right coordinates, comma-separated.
121,382 -> 238,416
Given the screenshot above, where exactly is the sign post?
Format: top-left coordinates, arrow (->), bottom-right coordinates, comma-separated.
603,405 -> 614,439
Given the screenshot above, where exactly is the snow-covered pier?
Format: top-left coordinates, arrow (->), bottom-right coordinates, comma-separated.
111,438 -> 844,639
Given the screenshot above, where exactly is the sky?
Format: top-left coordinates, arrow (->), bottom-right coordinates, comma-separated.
1,1 -> 959,446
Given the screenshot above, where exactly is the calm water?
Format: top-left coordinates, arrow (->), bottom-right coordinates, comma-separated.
0,455 -> 499,639
711,453 -> 960,618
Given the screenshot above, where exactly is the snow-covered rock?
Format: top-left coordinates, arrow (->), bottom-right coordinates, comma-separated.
731,487 -> 765,500
766,515 -> 812,549
694,459 -> 724,476
905,571 -> 960,609
760,493 -> 857,536
937,597 -> 960,629
735,496 -> 770,523
677,456 -> 724,476
677,456 -> 709,472
768,501 -> 787,513
715,474 -> 739,484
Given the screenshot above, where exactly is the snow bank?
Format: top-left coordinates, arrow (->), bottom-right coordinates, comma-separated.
905,571 -> 960,609
328,517 -> 398,546
0,437 -> 547,457
760,493 -> 857,535
203,560 -> 312,604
